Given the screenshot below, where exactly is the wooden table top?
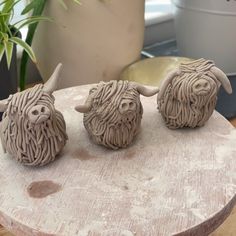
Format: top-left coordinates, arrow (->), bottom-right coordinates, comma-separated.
0,84 -> 236,236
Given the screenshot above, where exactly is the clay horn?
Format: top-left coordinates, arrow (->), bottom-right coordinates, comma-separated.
157,70 -> 180,101
210,66 -> 232,94
75,96 -> 93,113
0,99 -> 8,112
135,83 -> 159,97
43,63 -> 63,95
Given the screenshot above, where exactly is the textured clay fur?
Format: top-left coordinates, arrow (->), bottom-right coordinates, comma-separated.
157,58 -> 232,129
75,80 -> 159,150
0,64 -> 68,166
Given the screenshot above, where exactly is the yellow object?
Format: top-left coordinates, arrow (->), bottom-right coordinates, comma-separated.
120,56 -> 192,86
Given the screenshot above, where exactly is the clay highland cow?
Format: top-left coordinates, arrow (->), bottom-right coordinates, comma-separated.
157,58 -> 232,129
0,64 -> 68,166
75,80 -> 159,149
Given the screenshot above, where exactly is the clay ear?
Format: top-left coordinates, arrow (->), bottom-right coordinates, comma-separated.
75,96 -> 93,113
43,63 -> 63,95
210,66 -> 232,94
75,104 -> 91,113
133,83 -> 159,97
0,99 -> 8,112
157,70 -> 180,101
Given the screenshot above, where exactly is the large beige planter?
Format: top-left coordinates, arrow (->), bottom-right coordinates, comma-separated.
33,0 -> 145,89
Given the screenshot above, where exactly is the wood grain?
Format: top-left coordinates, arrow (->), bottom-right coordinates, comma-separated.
0,85 -> 236,236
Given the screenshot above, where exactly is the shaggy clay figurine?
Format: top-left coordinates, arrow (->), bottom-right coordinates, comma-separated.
157,58 -> 232,129
0,64 -> 68,166
75,80 -> 159,150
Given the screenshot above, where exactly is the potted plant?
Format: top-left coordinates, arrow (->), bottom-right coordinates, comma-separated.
33,0 -> 145,88
0,0 -> 48,119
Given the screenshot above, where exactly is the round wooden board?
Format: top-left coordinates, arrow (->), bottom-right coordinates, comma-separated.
0,85 -> 236,236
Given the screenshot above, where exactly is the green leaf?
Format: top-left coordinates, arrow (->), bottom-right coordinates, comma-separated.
21,0 -> 37,15
3,0 -> 21,11
0,44 -> 5,62
56,0 -> 81,9
73,0 -> 81,4
0,32 -> 9,41
2,0 -> 15,13
2,0 -> 21,24
9,37 -> 36,63
0,12 -> 10,32
14,16 -> 52,30
4,41 -> 13,69
0,0 -> 9,6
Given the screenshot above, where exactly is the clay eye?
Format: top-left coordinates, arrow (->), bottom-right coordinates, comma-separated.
129,102 -> 135,109
121,103 -> 128,110
32,110 -> 39,116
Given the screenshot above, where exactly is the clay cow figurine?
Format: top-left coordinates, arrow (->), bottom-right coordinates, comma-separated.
75,80 -> 159,150
0,64 -> 68,166
157,58 -> 232,129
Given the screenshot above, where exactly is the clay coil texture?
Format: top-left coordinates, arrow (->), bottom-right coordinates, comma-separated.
76,80 -> 159,150
0,84 -> 68,166
157,58 -> 232,129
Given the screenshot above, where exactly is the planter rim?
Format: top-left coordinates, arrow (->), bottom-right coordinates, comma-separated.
172,0 -> 236,16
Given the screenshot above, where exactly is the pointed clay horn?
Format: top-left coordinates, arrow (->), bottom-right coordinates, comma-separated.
157,70 -> 180,101
134,83 -> 159,97
75,96 -> 93,113
210,66 -> 232,94
43,63 -> 63,95
0,99 -> 8,112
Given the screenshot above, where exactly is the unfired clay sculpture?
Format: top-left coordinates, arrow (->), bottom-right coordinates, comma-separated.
75,80 -> 159,149
0,64 -> 68,166
157,58 -> 232,129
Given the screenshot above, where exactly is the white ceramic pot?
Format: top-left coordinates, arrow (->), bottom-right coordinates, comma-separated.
33,0 -> 145,88
172,0 -> 236,74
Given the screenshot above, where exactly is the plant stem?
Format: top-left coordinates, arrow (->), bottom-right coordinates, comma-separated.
19,0 -> 47,91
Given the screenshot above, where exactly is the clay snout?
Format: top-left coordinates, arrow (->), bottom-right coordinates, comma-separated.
119,99 -> 136,114
192,78 -> 211,96
28,104 -> 50,124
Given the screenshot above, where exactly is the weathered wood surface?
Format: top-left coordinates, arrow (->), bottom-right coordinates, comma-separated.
0,84 -> 236,236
